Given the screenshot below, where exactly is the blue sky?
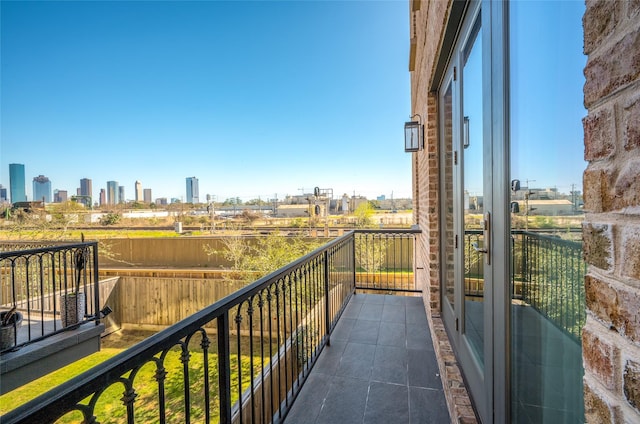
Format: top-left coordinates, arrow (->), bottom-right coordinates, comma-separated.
1,0 -> 412,203
509,0 -> 586,194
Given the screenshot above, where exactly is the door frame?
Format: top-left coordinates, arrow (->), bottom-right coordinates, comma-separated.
438,1 -> 515,421
438,2 -> 498,422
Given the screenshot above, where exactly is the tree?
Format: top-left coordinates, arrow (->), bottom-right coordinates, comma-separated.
100,213 -> 121,226
355,233 -> 388,273
203,231 -> 322,283
129,201 -> 145,209
240,209 -> 260,224
245,198 -> 268,206
353,202 -> 376,228
223,197 -> 243,206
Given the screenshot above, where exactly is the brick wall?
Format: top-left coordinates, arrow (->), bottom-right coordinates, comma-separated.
582,1 -> 640,422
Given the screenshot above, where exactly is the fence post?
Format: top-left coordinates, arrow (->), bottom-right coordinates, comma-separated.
324,250 -> 331,347
352,232 -> 357,293
217,311 -> 232,424
92,242 -> 100,325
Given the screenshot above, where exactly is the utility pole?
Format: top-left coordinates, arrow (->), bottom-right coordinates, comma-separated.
206,194 -> 216,233
524,179 -> 536,231
273,193 -> 278,217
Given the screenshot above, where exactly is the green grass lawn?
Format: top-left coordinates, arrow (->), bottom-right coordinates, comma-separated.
0,347 -> 260,423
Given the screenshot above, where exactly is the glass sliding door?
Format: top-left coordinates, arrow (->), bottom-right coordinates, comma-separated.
439,1 -> 587,422
461,16 -> 484,368
439,2 -> 491,421
508,1 -> 586,422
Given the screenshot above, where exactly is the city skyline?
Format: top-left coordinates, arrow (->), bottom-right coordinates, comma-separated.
1,163 -> 413,205
1,1 -> 413,203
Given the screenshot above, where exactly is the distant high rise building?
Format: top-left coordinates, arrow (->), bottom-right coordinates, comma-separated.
186,177 -> 199,204
0,185 -> 7,203
106,181 -> 119,205
9,163 -> 26,203
80,178 -> 92,207
143,188 -> 152,203
33,175 -> 52,203
80,178 -> 92,197
118,186 -> 125,203
99,189 -> 106,206
156,197 -> 168,205
54,189 -> 68,203
135,181 -> 143,202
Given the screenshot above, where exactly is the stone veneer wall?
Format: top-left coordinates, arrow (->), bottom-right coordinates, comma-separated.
581,1 -> 640,422
410,0 -> 477,422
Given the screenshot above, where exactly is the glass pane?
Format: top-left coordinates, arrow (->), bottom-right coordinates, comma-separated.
442,80 -> 455,310
462,20 -> 484,366
509,1 -> 586,422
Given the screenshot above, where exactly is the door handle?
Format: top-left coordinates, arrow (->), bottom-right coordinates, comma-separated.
472,242 -> 487,254
483,212 -> 490,265
472,212 -> 491,265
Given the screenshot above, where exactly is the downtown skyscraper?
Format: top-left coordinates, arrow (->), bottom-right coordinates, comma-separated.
106,181 -> 119,205
32,175 -> 52,203
9,163 -> 26,203
186,177 -> 199,204
135,181 -> 143,202
80,178 -> 92,207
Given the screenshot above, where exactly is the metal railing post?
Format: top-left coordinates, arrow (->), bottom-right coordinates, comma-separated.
0,232 -> 381,423
217,311 -> 232,424
324,250 -> 331,346
351,232 -> 357,294
92,243 -> 100,325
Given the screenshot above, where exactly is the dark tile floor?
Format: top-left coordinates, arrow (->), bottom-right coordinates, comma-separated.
284,294 -> 450,424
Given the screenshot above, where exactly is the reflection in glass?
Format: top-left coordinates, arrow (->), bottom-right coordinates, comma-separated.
509,1 -> 586,422
462,19 -> 484,367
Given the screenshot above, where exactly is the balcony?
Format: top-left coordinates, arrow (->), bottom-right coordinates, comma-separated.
0,241 -> 106,394
1,229 -> 584,423
283,294 -> 450,424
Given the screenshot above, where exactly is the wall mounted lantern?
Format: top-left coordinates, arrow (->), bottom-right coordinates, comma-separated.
404,114 -> 423,152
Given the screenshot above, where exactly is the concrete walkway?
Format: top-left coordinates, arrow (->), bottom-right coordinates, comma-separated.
284,294 -> 450,424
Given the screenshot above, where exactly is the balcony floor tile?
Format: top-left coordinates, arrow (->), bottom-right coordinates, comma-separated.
284,294 -> 449,424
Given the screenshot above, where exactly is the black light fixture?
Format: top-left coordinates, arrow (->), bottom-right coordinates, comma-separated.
404,114 -> 423,152
99,305 -> 113,318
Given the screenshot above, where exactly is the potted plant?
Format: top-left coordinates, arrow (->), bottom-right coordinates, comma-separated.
1,306 -> 23,350
60,234 -> 87,327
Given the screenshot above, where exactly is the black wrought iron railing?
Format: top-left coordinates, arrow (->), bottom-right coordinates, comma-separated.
464,230 -> 484,298
514,231 -> 586,341
354,229 -> 420,293
462,230 -> 586,341
2,231 -> 359,424
0,241 -> 100,352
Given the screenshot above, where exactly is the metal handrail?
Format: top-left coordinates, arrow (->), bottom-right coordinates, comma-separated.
463,229 -> 586,341
354,229 -> 421,293
3,231 -> 359,424
0,241 -> 100,351
517,230 -> 586,341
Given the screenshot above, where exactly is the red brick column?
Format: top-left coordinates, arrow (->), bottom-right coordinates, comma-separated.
582,1 -> 640,422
